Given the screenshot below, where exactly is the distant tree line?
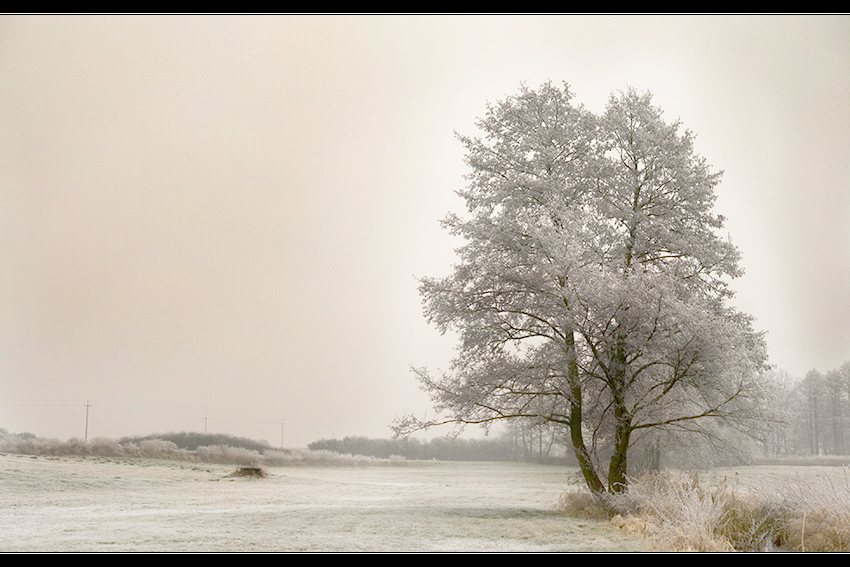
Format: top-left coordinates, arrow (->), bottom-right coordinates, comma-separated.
118,431 -> 271,453
764,362 -> 850,458
307,433 -> 577,464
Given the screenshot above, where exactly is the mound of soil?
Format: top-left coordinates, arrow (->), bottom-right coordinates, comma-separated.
227,467 -> 267,478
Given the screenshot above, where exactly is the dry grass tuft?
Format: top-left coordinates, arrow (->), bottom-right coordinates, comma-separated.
785,509 -> 850,552
555,489 -> 611,521
562,469 -> 850,552
611,472 -> 738,551
769,473 -> 850,552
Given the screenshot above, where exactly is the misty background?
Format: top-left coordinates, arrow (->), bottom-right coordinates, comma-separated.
1,15 -> 848,448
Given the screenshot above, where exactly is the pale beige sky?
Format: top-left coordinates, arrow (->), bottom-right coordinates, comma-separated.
1,15 -> 849,446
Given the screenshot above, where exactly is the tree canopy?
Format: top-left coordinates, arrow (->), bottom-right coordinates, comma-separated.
396,82 -> 772,495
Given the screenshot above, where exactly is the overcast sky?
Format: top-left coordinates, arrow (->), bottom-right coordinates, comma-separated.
1,15 -> 848,447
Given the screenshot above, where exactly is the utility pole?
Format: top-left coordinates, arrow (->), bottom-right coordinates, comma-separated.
84,400 -> 92,442
203,415 -> 209,434
280,421 -> 285,449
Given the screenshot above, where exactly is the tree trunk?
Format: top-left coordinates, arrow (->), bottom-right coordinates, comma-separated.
607,338 -> 632,493
566,331 -> 605,495
607,400 -> 632,493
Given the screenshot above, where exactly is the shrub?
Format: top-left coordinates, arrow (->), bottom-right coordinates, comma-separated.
609,472 -> 739,551
135,439 -> 192,461
196,445 -> 262,467
87,437 -> 125,457
584,470 -> 850,552
555,490 -> 611,521
120,431 -> 270,452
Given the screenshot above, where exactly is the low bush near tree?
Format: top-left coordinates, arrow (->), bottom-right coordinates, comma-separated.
558,469 -> 850,552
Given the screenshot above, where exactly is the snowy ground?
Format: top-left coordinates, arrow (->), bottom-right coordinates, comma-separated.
0,453 -> 642,552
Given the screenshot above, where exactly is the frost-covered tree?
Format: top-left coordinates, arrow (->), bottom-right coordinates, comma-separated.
395,82 -> 771,495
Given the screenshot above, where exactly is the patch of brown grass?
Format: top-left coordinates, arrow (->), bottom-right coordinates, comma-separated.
785,509 -> 850,552
561,470 -> 850,552
555,490 -> 611,521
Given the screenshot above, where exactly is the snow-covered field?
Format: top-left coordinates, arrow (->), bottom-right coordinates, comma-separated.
0,453 -> 642,552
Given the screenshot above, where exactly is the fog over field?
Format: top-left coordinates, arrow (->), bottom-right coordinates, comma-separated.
0,454 -> 644,552
1,15 -> 848,447
2,453 -> 848,552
